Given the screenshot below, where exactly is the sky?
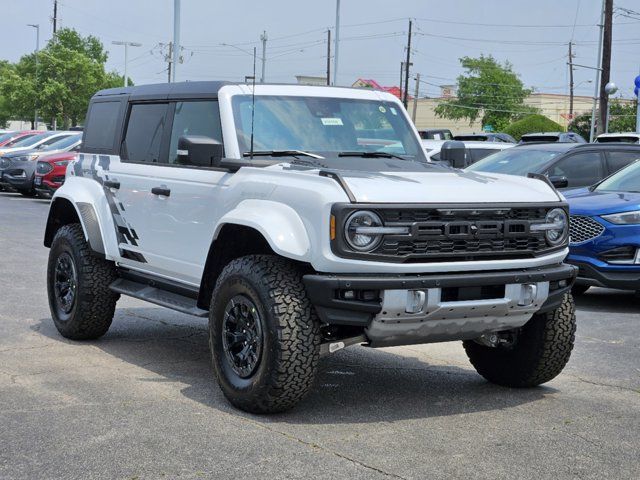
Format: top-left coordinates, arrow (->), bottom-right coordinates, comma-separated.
4,0 -> 640,100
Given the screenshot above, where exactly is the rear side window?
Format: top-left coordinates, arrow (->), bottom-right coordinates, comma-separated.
606,151 -> 640,174
168,101 -> 222,165
547,152 -> 604,188
468,148 -> 500,163
84,101 -> 121,151
122,103 -> 169,163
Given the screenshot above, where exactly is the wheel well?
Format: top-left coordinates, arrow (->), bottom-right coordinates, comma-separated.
44,198 -> 81,248
197,224 -> 278,309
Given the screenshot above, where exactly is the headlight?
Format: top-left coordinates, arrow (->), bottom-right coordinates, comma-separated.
54,160 -> 69,167
601,210 -> 640,225
531,208 -> 568,246
15,154 -> 38,162
344,211 -> 384,251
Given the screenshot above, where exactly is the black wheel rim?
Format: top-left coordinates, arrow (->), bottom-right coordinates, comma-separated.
222,295 -> 263,378
54,252 -> 77,315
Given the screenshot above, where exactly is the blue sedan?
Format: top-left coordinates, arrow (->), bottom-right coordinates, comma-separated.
564,160 -> 640,294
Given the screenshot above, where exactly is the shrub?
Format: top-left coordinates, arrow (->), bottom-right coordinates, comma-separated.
503,114 -> 565,141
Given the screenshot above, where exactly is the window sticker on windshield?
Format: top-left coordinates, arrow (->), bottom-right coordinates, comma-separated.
389,107 -> 398,115
378,106 -> 387,113
321,117 -> 344,126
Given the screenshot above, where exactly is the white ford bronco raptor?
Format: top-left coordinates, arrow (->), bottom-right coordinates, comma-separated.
44,82 -> 577,413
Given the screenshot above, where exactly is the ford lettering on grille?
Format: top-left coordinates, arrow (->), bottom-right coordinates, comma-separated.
412,220 -> 531,240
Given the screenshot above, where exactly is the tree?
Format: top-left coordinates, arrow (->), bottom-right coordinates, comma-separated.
435,55 -> 537,131
569,99 -> 638,139
503,114 -> 565,141
0,28 -> 126,128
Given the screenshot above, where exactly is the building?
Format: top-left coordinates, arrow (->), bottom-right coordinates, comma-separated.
352,78 -> 407,100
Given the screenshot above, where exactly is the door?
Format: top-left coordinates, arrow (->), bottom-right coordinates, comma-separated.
111,100 -> 228,286
546,151 -> 605,189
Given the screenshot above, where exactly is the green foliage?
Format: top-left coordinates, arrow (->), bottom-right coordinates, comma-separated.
0,28 -> 128,128
434,55 -> 537,131
502,114 -> 564,141
569,99 -> 638,139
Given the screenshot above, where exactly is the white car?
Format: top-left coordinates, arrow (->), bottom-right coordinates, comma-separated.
43,82 -> 577,413
595,132 -> 640,144
0,131 -> 78,156
423,139 -> 514,165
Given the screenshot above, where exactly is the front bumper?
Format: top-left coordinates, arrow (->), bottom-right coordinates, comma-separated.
304,263 -> 576,347
569,261 -> 640,290
0,169 -> 33,190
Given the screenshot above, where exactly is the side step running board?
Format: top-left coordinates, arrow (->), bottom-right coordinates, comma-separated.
109,278 -> 209,317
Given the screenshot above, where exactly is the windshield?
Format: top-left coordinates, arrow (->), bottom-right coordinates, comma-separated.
231,95 -> 426,162
596,136 -> 639,144
466,148 -> 562,175
596,161 -> 640,192
0,132 -> 16,143
11,132 -> 50,148
43,134 -> 81,150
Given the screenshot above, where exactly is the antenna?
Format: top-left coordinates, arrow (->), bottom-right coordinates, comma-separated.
249,46 -> 257,159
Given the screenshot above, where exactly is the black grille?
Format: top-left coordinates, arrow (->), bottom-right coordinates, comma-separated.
335,205 -> 560,263
570,215 -> 604,244
37,161 -> 53,174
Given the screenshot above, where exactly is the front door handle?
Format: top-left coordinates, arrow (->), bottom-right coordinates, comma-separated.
151,186 -> 171,197
104,179 -> 120,189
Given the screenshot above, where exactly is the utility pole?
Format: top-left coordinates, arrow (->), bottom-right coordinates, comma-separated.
333,0 -> 341,86
412,73 -> 420,123
326,29 -> 331,86
589,0 -> 606,142
399,62 -> 405,102
260,31 -> 267,83
166,42 -> 173,83
568,42 -> 574,118
172,0 -> 181,82
112,41 -> 142,87
52,0 -> 58,34
403,19 -> 413,108
597,0 -> 613,136
28,24 -> 40,129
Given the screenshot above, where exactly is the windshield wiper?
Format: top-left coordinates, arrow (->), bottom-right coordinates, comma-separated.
243,150 -> 325,159
338,151 -> 407,161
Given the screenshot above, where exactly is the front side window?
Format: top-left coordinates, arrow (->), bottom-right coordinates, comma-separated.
168,101 -> 222,165
122,103 -> 169,163
547,152 -> 604,187
231,95 -> 426,162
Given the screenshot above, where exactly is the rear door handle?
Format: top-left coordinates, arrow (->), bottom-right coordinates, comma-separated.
151,186 -> 171,197
104,179 -> 120,189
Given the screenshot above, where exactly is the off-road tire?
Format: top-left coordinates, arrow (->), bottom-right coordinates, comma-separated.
571,284 -> 590,296
209,255 -> 320,413
47,223 -> 119,340
463,293 -> 576,387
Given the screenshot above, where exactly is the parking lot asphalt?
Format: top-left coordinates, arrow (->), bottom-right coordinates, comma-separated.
0,191 -> 638,480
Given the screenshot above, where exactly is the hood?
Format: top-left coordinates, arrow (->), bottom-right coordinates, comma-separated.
2,148 -> 42,159
38,151 -> 77,163
565,188 -> 640,215
336,169 -> 560,203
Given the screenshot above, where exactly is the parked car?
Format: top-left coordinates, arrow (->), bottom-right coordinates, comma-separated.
564,160 -> 640,294
453,133 -> 516,143
423,139 -> 514,165
466,143 -> 640,189
519,132 -> 586,144
0,130 -> 77,156
595,132 -> 640,144
43,81 -> 577,413
418,128 -> 453,140
34,151 -> 77,197
0,133 -> 81,196
0,130 -> 41,147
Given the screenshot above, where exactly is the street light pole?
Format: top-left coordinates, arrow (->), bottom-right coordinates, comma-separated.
27,24 -> 39,129
172,0 -> 181,83
112,41 -> 142,87
333,0 -> 340,86
260,31 -> 267,83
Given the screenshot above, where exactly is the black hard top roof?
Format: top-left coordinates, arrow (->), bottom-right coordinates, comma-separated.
93,81 -> 234,100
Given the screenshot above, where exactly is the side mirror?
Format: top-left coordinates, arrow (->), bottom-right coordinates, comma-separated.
549,175 -> 569,189
177,135 -> 224,167
439,140 -> 467,169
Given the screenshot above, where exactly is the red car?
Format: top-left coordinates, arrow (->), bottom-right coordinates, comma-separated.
0,130 -> 40,147
34,151 -> 77,197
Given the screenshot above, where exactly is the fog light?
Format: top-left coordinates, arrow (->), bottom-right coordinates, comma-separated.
406,290 -> 426,313
341,290 -> 355,300
518,283 -> 537,306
